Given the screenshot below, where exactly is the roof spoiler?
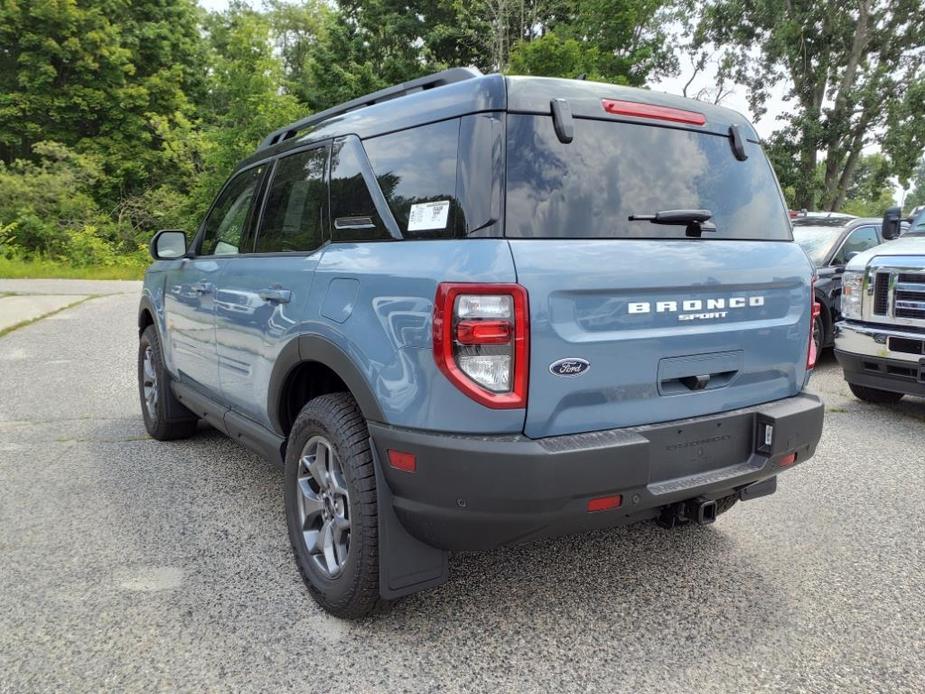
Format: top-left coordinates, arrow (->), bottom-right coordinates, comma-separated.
258,67 -> 483,151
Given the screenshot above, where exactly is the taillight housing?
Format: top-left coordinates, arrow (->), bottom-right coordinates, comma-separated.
433,283 -> 529,408
807,277 -> 821,370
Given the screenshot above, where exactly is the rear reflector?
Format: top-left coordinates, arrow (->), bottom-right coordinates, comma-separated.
387,449 -> 416,473
778,452 -> 797,467
602,99 -> 706,125
587,495 -> 622,512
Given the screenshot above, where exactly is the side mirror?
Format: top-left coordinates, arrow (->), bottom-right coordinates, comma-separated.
882,206 -> 902,240
845,251 -> 859,263
150,230 -> 187,260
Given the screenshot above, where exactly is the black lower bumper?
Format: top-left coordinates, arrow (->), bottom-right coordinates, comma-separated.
834,350 -> 925,397
369,392 -> 824,551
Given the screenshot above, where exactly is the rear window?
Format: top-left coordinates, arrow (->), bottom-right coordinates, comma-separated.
505,115 -> 791,241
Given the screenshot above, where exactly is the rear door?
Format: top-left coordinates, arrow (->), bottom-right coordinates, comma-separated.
163,165 -> 265,395
214,144 -> 330,428
504,113 -> 813,438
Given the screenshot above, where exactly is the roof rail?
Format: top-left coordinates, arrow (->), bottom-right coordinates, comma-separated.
258,67 -> 483,151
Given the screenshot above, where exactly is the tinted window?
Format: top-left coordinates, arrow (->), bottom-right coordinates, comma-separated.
832,226 -> 879,265
255,147 -> 328,253
505,115 -> 791,240
792,226 -> 843,266
330,138 -> 390,241
199,166 -> 264,256
365,120 -> 459,238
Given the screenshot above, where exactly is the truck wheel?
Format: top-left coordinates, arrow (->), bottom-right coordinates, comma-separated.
813,314 -> 825,354
138,325 -> 198,440
849,383 -> 904,404
284,392 -> 383,618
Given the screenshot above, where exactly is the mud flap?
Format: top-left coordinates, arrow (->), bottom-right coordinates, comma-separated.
372,444 -> 448,600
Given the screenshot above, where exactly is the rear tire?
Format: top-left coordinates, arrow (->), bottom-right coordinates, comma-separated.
849,383 -> 904,404
138,325 -> 198,440
284,392 -> 383,619
813,314 -> 825,355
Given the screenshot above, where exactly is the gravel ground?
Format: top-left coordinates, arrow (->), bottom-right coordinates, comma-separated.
0,280 -> 923,693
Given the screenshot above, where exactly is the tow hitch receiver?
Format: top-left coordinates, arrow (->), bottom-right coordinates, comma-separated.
657,497 -> 717,528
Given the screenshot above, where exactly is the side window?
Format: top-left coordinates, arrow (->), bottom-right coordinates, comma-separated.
199,166 -> 264,256
832,226 -> 879,265
364,119 -> 460,238
255,147 -> 328,253
329,138 -> 391,241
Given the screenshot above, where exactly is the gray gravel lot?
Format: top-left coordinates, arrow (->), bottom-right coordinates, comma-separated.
1,280 -> 923,693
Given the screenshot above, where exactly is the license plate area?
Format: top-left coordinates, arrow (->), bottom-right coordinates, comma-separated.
646,413 -> 755,483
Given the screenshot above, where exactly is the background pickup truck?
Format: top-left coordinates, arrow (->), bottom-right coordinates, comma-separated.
835,209 -> 925,403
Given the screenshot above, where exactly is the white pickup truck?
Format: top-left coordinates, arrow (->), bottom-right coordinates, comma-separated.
835,209 -> 925,403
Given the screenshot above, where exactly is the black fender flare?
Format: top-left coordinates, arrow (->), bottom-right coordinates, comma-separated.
138,295 -> 158,335
267,335 -> 385,436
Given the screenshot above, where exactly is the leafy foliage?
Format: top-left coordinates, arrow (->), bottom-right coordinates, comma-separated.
697,0 -> 925,211
0,0 -> 922,278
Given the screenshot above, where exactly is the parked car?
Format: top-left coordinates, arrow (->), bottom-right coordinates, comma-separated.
835,208 -> 923,403
792,216 -> 889,350
137,68 -> 825,618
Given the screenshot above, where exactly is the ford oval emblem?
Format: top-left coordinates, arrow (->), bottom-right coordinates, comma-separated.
549,358 -> 590,377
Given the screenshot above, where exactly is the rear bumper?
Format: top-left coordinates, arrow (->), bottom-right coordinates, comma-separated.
369,392 -> 824,550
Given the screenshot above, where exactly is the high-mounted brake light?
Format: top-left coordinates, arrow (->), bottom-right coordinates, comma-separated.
433,283 -> 529,409
601,99 -> 706,126
807,277 -> 821,370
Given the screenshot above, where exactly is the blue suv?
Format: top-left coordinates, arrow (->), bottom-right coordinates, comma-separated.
138,69 -> 825,617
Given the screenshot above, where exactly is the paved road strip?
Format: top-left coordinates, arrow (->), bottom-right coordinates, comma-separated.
0,294 -> 94,336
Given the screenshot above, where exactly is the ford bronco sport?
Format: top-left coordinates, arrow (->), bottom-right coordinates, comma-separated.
138,68 -> 825,618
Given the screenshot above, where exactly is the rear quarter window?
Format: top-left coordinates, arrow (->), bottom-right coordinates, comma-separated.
505,115 -> 791,241
364,119 -> 461,239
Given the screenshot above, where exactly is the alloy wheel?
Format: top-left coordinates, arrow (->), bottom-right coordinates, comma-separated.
297,435 -> 351,577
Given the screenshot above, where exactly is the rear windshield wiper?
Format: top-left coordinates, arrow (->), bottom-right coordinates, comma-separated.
628,209 -> 716,238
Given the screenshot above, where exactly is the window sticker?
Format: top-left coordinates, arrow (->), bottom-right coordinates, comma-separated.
407,200 -> 450,232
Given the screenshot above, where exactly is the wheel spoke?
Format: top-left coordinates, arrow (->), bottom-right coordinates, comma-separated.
321,520 -> 337,574
303,528 -> 321,554
298,478 -> 324,523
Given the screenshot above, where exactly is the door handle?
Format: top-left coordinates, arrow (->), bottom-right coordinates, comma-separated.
192,282 -> 213,294
258,287 -> 292,304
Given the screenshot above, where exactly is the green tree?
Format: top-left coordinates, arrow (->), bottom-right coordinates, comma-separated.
697,0 -> 925,211
190,5 -> 301,220
905,158 -> 925,210
0,0 -> 208,204
841,153 -> 895,217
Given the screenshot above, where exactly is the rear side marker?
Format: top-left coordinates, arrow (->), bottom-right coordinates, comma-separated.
388,449 -> 417,473
778,452 -> 797,467
587,495 -> 622,512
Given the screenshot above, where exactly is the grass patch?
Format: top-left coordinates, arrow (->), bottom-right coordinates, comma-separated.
0,256 -> 144,280
0,295 -> 98,338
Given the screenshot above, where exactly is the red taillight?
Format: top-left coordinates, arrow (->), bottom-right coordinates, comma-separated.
387,449 -> 416,473
433,283 -> 529,409
807,277 -> 821,370
601,99 -> 706,125
587,495 -> 623,512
